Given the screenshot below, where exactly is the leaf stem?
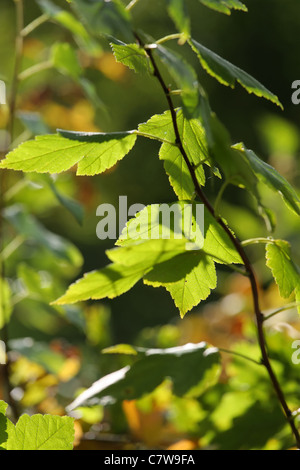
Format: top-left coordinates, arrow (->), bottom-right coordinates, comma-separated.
139,33 -> 300,448
21,13 -> 50,37
241,237 -> 277,247
263,302 -> 300,322
134,130 -> 178,146
18,60 -> 53,81
156,34 -> 185,45
218,348 -> 262,366
126,0 -> 141,11
0,235 -> 25,262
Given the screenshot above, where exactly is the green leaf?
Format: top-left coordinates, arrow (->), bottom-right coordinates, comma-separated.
232,144 -> 300,217
138,109 -> 212,199
56,199 -> 240,313
116,203 -> 240,316
70,0 -> 135,43
190,39 -> 282,109
154,45 -> 199,116
166,0 -> 191,40
265,241 -> 300,313
199,0 -> 247,15
0,131 -> 137,176
117,202 -> 205,250
111,42 -> 153,75
203,209 -> 242,265
67,342 -> 220,410
145,251 -> 217,317
107,238 -> 189,267
5,414 -> 74,450
198,102 -> 285,226
51,42 -> 81,79
54,263 -> 147,305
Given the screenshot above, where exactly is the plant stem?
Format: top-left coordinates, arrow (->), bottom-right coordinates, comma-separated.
0,0 -> 24,422
140,35 -> 300,448
18,60 -> 53,81
21,13 -> 49,37
156,34 -> 184,45
263,302 -> 300,322
218,348 -> 262,366
241,237 -> 277,247
126,0 -> 141,11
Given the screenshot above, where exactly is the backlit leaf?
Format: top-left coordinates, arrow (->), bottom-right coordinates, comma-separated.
199,0 -> 247,15
5,414 -> 74,450
265,241 -> 300,313
111,42 -> 153,75
0,131 -> 137,176
190,40 -> 282,109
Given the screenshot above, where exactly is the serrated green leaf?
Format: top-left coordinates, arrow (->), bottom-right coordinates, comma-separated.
232,144 -> 300,216
203,209 -> 242,265
139,109 -> 212,199
117,203 -> 240,264
154,45 -> 199,116
51,42 -> 81,79
67,342 -> 220,409
198,102 -> 280,227
265,241 -> 300,313
117,202 -> 205,250
111,42 -> 153,75
115,203 -> 240,316
190,40 -> 282,109
0,131 -> 137,176
0,401 -> 7,416
5,414 -> 74,450
107,238 -> 189,267
70,0 -> 135,43
166,0 -> 191,39
54,263 -> 147,305
145,251 -> 217,316
199,0 -> 247,15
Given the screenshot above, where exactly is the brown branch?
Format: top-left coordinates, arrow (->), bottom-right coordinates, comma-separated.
139,35 -> 300,449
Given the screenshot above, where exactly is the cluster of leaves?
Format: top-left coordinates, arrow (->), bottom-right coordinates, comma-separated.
1,0 -> 299,319
0,0 -> 299,451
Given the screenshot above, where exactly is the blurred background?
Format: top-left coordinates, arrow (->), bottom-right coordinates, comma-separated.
0,0 -> 300,450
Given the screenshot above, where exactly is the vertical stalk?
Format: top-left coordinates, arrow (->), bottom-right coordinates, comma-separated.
140,37 -> 300,449
0,0 -> 24,421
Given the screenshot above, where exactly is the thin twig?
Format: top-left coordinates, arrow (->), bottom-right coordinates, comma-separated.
138,34 -> 300,448
263,302 -> 300,322
0,0 -> 24,422
126,0 -> 141,11
21,13 -> 49,37
218,348 -> 262,366
18,60 -> 52,81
